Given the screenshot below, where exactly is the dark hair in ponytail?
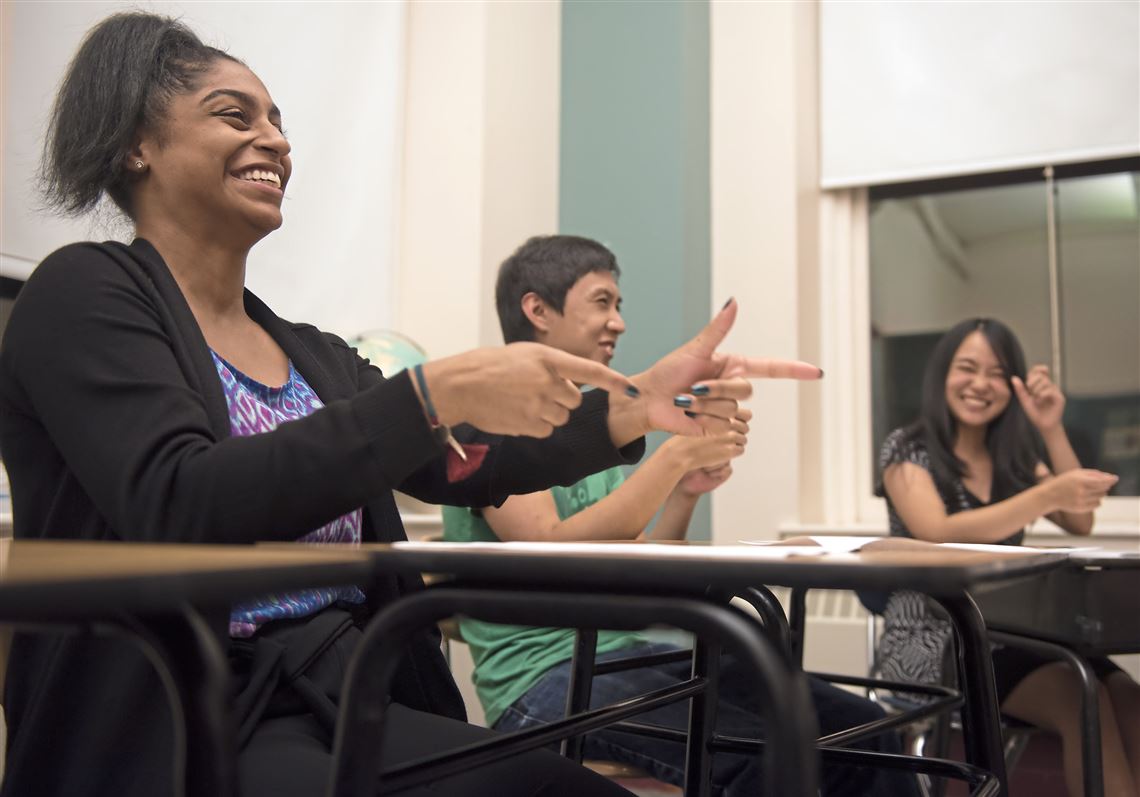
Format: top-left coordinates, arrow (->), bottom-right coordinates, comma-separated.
901,318 -> 1042,501
40,12 -> 237,218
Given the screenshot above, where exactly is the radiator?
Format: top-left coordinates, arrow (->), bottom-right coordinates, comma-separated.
768,588 -> 874,678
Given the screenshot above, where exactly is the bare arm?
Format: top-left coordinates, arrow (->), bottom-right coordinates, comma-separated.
1036,426 -> 1094,535
884,462 -> 1054,543
884,461 -> 1117,543
649,412 -> 748,541
1012,365 -> 1105,536
483,431 -> 745,543
649,464 -> 733,541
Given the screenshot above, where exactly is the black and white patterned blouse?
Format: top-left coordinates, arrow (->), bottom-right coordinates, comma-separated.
873,428 -> 1023,690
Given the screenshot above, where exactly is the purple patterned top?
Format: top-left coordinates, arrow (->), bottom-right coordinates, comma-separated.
210,351 -> 365,638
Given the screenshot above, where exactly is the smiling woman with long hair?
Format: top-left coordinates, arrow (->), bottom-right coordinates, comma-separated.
875,318 -> 1138,796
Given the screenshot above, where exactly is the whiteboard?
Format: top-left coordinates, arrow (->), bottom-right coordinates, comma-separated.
820,1 -> 1140,188
1,1 -> 405,337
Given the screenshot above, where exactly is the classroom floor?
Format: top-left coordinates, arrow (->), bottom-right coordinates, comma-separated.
0,712 -> 1071,797
942,729 -> 1068,797
613,777 -> 682,797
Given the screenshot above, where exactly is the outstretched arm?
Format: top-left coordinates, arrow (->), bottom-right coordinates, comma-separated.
883,460 -> 1116,544
418,342 -> 637,438
604,299 -> 822,447
649,464 -> 734,541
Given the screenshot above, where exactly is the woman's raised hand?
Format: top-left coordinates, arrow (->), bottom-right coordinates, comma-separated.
420,343 -> 638,437
1012,365 -> 1066,431
627,299 -> 822,436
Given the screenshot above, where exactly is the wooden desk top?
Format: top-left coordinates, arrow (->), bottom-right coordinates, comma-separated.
0,539 -> 373,620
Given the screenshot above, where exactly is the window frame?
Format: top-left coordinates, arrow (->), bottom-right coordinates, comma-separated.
817,158 -> 1140,537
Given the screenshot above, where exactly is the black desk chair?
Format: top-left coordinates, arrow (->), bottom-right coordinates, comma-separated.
863,602 -> 1037,797
789,587 -> 1037,797
437,611 -> 680,792
330,584 -> 821,797
557,587 -> 982,797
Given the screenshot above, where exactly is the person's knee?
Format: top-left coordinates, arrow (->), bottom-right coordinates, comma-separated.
861,697 -> 888,722
1104,673 -> 1140,731
1096,680 -> 1121,725
1007,663 -> 1084,724
1032,672 -> 1104,739
830,686 -> 888,723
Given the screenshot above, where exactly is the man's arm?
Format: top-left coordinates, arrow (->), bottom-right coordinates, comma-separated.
649,464 -> 734,541
483,432 -> 744,542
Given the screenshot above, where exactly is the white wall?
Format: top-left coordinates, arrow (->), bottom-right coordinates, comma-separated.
396,1 -> 560,359
710,1 -> 819,543
393,2 -> 561,725
1,1 -> 404,339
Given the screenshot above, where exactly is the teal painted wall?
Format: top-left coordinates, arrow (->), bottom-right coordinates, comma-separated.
560,0 -> 712,539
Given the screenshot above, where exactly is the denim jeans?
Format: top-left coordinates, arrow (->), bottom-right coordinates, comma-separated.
494,643 -> 920,797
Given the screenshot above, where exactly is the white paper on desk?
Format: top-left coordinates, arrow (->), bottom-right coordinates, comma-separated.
938,542 -> 1071,555
738,536 -> 879,553
740,539 -> 1077,556
1067,548 -> 1140,560
809,536 -> 881,552
392,540 -> 828,559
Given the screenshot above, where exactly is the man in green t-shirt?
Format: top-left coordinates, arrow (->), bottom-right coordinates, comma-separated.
443,236 -> 915,797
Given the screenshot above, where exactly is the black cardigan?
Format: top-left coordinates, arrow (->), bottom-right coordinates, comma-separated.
0,239 -> 644,797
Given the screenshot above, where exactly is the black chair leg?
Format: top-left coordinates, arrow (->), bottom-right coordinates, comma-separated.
787,586 -> 808,668
561,628 -> 599,762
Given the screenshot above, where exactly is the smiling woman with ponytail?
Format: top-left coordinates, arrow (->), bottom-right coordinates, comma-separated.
1,12 -> 822,797
2,12 -> 651,797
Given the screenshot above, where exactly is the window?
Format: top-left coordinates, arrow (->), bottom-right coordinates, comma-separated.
869,160 -> 1140,500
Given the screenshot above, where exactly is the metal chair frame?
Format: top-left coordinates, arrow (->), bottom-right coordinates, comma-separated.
327,585 -> 822,797
556,586 -> 1000,797
787,586 -> 1045,797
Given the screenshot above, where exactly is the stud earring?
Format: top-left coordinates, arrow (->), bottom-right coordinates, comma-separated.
135,161 -> 145,170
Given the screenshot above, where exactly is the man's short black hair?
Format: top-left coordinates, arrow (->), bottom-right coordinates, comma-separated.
495,235 -> 620,343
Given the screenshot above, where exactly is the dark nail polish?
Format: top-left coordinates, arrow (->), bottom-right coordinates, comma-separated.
817,368 -> 825,379
690,384 -> 710,396
722,297 -> 734,310
625,385 -> 641,398
673,395 -> 693,408
684,411 -> 697,418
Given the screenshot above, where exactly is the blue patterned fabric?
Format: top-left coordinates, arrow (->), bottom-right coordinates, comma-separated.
209,351 -> 365,638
